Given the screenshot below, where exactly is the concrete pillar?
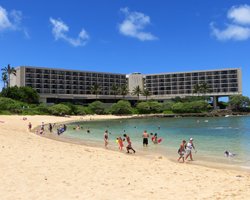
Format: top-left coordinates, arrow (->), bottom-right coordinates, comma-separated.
213,96 -> 218,109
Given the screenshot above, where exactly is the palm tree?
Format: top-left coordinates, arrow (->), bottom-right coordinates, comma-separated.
90,83 -> 101,100
1,73 -> 8,88
142,88 -> 151,101
111,84 -> 119,100
193,83 -> 201,96
193,82 -> 210,96
119,85 -> 129,99
1,64 -> 16,88
199,82 -> 210,95
132,85 -> 142,101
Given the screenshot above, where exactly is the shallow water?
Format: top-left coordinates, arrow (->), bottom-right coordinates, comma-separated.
58,116 -> 250,169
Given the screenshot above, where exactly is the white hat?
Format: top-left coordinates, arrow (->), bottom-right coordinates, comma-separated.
190,138 -> 193,141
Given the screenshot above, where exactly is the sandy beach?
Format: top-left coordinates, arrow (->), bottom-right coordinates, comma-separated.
0,115 -> 249,200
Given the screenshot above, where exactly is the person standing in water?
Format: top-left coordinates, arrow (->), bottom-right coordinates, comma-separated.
104,130 -> 109,148
118,137 -> 124,151
142,130 -> 149,147
177,140 -> 186,163
185,138 -> 196,161
123,134 -> 136,154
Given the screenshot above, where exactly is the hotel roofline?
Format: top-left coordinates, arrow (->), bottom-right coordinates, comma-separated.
145,68 -> 241,76
16,66 -> 126,76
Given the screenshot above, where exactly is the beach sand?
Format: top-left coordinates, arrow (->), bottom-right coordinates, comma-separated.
0,115 -> 249,200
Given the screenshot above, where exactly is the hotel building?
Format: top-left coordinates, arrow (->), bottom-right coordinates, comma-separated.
10,66 -> 242,106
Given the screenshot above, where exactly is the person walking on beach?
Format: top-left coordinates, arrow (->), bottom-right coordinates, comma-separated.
28,122 -> 32,131
177,140 -> 186,163
185,138 -> 196,161
142,130 -> 149,147
104,130 -> 109,148
49,123 -> 53,133
41,122 -> 45,132
123,134 -> 136,154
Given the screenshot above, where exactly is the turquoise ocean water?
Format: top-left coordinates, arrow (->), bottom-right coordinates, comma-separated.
58,116 -> 250,169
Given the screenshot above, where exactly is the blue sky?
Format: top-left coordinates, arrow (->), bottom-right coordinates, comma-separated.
0,0 -> 250,96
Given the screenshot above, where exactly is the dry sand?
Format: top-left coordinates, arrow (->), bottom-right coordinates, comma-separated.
0,115 -> 249,200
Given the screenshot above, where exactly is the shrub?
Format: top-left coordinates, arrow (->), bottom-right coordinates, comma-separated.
171,101 -> 212,113
75,105 -> 93,115
0,97 -> 25,113
148,101 -> 162,113
136,101 -> 162,114
88,101 -> 106,114
136,102 -> 151,114
229,95 -> 250,111
162,100 -> 175,111
34,103 -> 50,114
48,104 -> 71,116
109,100 -> 133,115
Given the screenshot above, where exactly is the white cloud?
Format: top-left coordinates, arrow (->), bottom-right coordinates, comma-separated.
210,23 -> 250,41
228,5 -> 250,25
118,7 -> 157,41
211,4 -> 250,41
50,17 -> 89,47
0,5 -> 28,37
0,6 -> 12,30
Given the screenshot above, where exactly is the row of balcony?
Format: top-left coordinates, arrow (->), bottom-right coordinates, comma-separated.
25,70 -> 125,78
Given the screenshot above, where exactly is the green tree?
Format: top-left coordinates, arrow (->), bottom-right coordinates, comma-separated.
193,82 -> 210,96
1,86 -> 39,104
119,85 -> 129,99
171,101 -> 212,113
199,82 -> 210,95
48,104 -> 71,116
74,105 -> 92,115
142,89 -> 151,101
136,101 -> 162,114
193,83 -> 201,96
1,64 -> 16,88
91,83 -> 101,100
111,84 -> 119,100
88,101 -> 106,114
229,95 -> 250,111
109,100 -> 133,115
132,85 -> 142,101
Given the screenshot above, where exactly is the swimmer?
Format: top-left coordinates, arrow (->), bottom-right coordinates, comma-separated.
224,150 -> 236,157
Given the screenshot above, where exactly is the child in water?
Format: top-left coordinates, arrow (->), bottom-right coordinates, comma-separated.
118,137 -> 124,151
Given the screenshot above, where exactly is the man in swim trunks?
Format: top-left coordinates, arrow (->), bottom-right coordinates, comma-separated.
177,140 -> 186,163
142,130 -> 149,147
123,134 -> 136,154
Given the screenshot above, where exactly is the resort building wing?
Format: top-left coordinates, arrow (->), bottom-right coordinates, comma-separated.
10,66 -> 242,104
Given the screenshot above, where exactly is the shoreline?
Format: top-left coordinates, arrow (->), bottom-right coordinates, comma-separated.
33,115 -> 250,173
1,115 -> 250,199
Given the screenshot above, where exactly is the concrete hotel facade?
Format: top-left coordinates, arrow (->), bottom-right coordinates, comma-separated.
10,66 -> 242,104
